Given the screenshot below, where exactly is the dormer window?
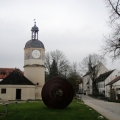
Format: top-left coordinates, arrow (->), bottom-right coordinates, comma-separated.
0,71 -> 6,75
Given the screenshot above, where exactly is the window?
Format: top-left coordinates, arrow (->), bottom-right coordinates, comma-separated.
36,83 -> 39,85
1,89 -> 6,94
0,71 -> 6,75
116,88 -> 120,91
98,83 -> 104,88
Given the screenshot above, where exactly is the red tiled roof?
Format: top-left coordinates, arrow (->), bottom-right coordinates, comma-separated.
0,68 -> 23,79
106,76 -> 120,86
0,69 -> 34,85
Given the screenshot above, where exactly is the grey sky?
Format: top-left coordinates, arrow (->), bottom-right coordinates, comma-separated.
0,0 -> 119,71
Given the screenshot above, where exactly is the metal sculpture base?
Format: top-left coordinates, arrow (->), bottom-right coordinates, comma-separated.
41,77 -> 74,109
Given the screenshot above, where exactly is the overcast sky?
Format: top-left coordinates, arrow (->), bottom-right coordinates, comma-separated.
0,0 -> 119,71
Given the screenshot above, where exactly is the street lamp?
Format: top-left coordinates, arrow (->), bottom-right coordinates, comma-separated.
65,69 -> 67,79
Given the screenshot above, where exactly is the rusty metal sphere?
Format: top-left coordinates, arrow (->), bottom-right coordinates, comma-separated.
41,77 -> 74,109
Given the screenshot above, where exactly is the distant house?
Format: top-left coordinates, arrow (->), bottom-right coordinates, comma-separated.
0,69 -> 35,100
104,69 -> 119,98
96,70 -> 114,95
83,72 -> 91,95
95,69 -> 118,97
0,68 -> 23,81
106,76 -> 120,100
79,83 -> 83,93
83,62 -> 108,95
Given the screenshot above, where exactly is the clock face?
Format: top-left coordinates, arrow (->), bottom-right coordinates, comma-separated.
32,50 -> 40,58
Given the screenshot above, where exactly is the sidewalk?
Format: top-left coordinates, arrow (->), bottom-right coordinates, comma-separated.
82,95 -> 120,120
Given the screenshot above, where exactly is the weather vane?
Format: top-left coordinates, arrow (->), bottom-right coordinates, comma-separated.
34,19 -> 36,25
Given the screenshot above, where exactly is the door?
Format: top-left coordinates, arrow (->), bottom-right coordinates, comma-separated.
117,94 -> 120,100
16,89 -> 21,100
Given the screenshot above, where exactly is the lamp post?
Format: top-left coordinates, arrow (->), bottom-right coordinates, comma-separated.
65,69 -> 67,79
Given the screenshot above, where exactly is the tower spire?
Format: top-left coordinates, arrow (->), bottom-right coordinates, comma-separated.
31,19 -> 39,40
34,19 -> 36,26
88,55 -> 92,72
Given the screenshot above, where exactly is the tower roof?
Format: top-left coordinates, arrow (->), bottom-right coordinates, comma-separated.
25,20 -> 45,49
25,39 -> 45,49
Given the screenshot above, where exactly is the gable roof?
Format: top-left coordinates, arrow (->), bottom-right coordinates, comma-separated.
0,68 -> 23,79
0,69 -> 34,85
106,76 -> 120,86
96,70 -> 114,82
83,72 -> 90,77
83,63 -> 105,77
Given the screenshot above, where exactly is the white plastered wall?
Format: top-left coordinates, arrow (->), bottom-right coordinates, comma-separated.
24,66 -> 45,86
105,69 -> 119,98
24,66 -> 45,99
0,85 -> 35,100
111,80 -> 120,100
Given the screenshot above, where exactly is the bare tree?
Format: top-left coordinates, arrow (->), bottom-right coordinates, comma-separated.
68,62 -> 83,93
79,53 -> 106,74
79,53 -> 106,96
102,0 -> 120,59
45,49 -> 70,79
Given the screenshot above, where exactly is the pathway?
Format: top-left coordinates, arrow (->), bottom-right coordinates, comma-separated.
82,95 -> 120,120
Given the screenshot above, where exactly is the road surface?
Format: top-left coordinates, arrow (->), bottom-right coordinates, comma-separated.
82,95 -> 120,120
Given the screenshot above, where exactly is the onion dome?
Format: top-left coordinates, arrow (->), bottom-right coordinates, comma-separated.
25,20 -> 45,49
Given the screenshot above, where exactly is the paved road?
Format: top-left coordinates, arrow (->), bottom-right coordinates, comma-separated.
81,95 -> 120,120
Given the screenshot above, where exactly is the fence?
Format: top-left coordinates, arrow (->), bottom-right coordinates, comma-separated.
0,102 -> 17,115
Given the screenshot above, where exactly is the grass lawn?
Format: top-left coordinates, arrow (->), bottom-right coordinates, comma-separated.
0,99 -> 108,120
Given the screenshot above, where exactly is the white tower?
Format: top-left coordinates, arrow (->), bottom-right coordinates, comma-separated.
24,21 -> 45,99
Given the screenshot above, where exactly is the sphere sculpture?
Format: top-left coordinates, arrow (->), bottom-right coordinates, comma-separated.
41,77 -> 74,109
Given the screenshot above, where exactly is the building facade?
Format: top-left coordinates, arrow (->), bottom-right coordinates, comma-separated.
0,69 -> 35,100
83,62 -> 108,95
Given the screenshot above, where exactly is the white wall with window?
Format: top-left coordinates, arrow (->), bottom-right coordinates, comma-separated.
105,69 -> 119,98
112,80 -> 120,100
83,75 -> 90,95
98,81 -> 105,95
116,88 -> 120,94
83,62 -> 108,96
0,85 -> 35,100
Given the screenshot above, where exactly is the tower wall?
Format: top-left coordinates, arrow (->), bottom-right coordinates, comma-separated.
24,66 -> 45,99
24,66 -> 45,86
24,48 -> 45,66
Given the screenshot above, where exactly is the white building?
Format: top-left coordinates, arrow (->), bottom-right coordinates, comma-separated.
105,69 -> 119,98
0,69 -> 35,100
96,69 -> 119,97
83,62 -> 108,95
106,76 -> 120,100
97,70 -> 113,95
